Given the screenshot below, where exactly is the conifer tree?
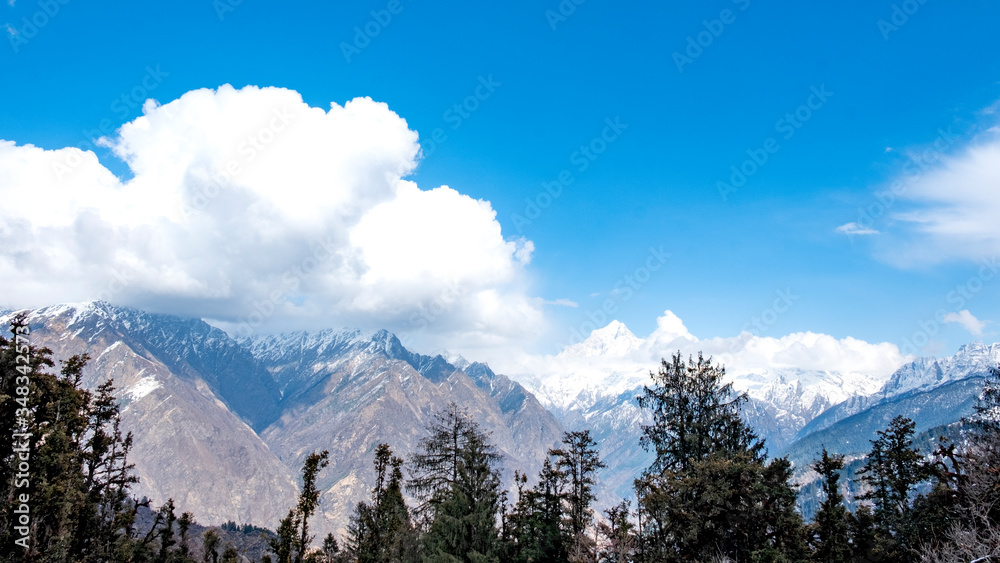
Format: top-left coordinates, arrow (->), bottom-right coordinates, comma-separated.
808,448 -> 851,563
0,315 -> 139,561
596,500 -> 635,563
269,450 -> 329,563
507,460 -> 566,563
855,415 -> 930,562
407,404 -> 503,563
203,529 -> 222,563
970,364 -> 1000,435
295,450 -> 330,563
634,352 -> 806,562
857,416 -> 926,533
220,544 -> 239,563
550,430 -> 605,540
348,443 -> 413,563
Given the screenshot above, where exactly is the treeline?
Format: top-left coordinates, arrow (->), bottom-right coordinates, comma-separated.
3,314 -> 1000,562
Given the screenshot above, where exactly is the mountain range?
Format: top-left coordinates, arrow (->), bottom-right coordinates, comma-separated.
2,302 -> 996,534
0,302 -> 563,537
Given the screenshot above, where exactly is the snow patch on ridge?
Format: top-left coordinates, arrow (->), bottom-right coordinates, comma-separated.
127,376 -> 161,402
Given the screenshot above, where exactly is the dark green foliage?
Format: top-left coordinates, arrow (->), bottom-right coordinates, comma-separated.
0,315 -> 141,562
634,352 -> 806,563
268,450 -> 329,563
321,533 -> 340,561
297,451 -> 330,563
638,352 -> 765,475
347,443 -> 415,562
807,449 -> 851,563
970,364 -> 1000,434
855,414 -> 931,562
408,403 -> 503,563
268,512 -> 297,563
220,520 -> 271,536
506,463 -> 567,563
504,430 -> 605,561
220,543 -> 239,563
550,430 -> 605,540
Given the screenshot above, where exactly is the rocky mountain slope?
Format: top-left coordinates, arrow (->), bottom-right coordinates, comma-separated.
0,303 -> 300,529
1,302 -> 564,536
782,342 -> 1000,468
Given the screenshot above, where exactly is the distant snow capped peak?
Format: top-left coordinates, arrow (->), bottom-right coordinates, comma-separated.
564,320 -> 643,358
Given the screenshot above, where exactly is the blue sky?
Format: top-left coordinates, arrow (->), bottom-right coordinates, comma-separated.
2,0 -> 999,366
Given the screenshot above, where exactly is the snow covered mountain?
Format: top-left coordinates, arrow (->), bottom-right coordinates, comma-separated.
503,320 -> 997,510
515,319 -> 895,451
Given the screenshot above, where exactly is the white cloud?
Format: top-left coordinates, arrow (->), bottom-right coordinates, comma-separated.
881,122 -> 1000,264
942,309 -> 987,336
835,222 -> 880,236
0,85 -> 541,353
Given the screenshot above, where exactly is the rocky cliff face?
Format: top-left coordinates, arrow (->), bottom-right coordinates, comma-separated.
1,302 -> 565,537
1,303 -> 300,528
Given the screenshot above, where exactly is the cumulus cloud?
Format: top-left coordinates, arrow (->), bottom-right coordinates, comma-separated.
942,309 -> 987,336
0,85 -> 540,353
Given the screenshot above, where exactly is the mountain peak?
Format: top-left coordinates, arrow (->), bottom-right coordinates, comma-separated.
564,320 -> 642,358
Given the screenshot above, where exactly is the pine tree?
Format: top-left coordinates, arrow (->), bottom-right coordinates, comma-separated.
856,415 -> 929,562
808,448 -> 851,563
507,460 -> 567,563
156,499 -> 178,563
858,416 -> 926,531
596,501 -> 634,563
638,352 -> 765,475
550,430 -> 605,541
269,450 -> 329,563
178,511 -> 194,560
0,315 -> 139,561
969,364 -> 1000,435
321,533 -> 340,562
634,352 -> 805,562
407,404 -> 503,563
203,529 -> 222,563
295,450 -> 330,563
348,443 -> 413,563
220,544 -> 239,563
